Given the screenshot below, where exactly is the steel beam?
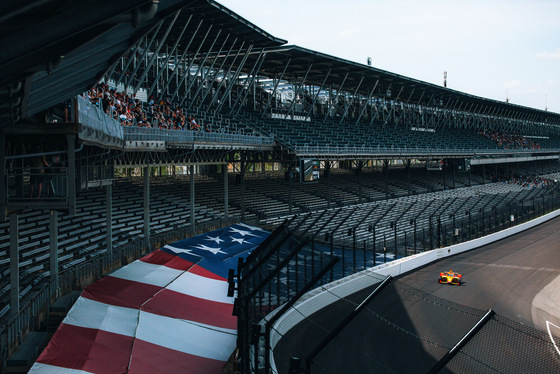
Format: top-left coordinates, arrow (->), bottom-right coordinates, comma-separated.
146,14 -> 193,98
261,57 -> 291,116
170,23 -> 213,103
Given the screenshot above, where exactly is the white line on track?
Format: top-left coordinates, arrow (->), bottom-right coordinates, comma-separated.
546,320 -> 560,357
457,261 -> 559,272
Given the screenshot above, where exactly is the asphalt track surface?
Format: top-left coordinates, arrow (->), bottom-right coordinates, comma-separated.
274,217 -> 560,373
399,216 -> 560,330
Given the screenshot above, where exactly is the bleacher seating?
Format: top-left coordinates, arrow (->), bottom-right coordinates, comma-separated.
0,160 -> 559,322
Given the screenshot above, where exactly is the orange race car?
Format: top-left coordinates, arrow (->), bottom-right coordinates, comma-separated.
438,269 -> 463,285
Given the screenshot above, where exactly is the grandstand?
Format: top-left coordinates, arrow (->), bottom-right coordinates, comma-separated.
0,1 -> 560,373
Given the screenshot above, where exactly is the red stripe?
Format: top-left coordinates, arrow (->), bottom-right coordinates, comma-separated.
140,249 -> 195,270
141,289 -> 236,329
189,264 -> 227,281
82,276 -> 161,308
129,338 -> 227,374
35,324 -> 133,374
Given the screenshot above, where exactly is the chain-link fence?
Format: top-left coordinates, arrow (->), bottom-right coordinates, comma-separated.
271,278 -> 560,374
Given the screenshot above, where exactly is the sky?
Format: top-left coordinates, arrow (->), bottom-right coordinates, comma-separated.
219,0 -> 560,114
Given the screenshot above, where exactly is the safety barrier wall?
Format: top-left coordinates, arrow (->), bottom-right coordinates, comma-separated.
269,207 -> 560,371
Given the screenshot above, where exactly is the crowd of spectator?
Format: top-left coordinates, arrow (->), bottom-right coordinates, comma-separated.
480,130 -> 541,150
493,172 -> 556,189
86,83 -> 211,132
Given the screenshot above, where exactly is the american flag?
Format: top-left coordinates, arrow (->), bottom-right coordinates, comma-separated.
29,223 -> 269,374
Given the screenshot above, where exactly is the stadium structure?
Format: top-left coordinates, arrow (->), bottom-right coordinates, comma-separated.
0,1 -> 560,373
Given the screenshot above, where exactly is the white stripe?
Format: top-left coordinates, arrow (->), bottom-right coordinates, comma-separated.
136,311 -> 236,361
62,297 -> 138,337
109,260 -> 184,287
546,321 -> 560,357
29,363 -> 95,374
166,271 -> 233,304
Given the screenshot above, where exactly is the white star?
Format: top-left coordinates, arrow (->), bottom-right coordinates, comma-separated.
193,244 -> 225,255
231,237 -> 248,245
237,223 -> 268,233
205,235 -> 224,244
164,244 -> 203,258
229,227 -> 258,237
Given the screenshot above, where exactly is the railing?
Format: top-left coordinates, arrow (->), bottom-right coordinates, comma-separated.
76,95 -> 124,141
293,143 -> 560,157
123,126 -> 274,147
7,167 -> 68,205
80,165 -> 114,189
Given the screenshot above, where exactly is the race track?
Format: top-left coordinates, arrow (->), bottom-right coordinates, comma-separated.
274,216 -> 560,373
397,216 -> 560,330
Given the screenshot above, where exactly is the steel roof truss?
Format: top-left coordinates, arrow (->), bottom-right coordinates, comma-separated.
261,57 -> 291,116
157,19 -> 203,102
206,41 -> 246,109
146,13 -> 192,99
133,10 -> 181,94
215,44 -> 253,113
181,29 -> 222,107
304,68 -> 331,119
232,49 -> 266,117
186,31 -> 228,111
285,63 -> 313,118
171,23 -> 213,103
340,75 -> 363,125
355,80 -> 378,127
198,35 -> 238,110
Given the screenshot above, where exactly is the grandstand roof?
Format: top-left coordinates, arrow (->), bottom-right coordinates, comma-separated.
250,45 -> 560,125
0,0 -> 286,128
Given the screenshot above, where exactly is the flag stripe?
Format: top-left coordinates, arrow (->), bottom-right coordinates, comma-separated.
30,224 -> 270,374
62,297 -> 138,337
109,260 -> 185,287
82,276 -> 161,309
29,363 -> 95,374
140,249 -> 195,270
35,324 -> 134,374
128,339 -> 229,374
141,289 -> 236,329
166,271 -> 233,304
135,311 -> 236,361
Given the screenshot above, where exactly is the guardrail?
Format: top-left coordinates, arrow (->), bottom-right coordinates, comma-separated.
76,95 -> 124,142
294,144 -> 560,157
122,126 -> 274,147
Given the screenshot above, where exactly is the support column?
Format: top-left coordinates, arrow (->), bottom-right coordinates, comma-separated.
190,165 -> 195,229
288,168 -> 293,215
0,134 -> 5,222
106,184 -> 112,253
326,161 -> 331,209
49,210 -> 59,296
358,161 -> 363,204
10,213 -> 19,316
406,160 -> 411,195
384,160 -> 389,199
143,166 -> 150,250
224,164 -> 229,224
443,160 -> 447,190
240,155 -> 246,221
67,134 -> 76,216
452,161 -> 456,189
